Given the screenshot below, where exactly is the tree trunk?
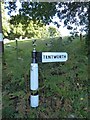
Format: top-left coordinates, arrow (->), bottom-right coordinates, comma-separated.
0,1 -> 4,54
88,2 -> 90,49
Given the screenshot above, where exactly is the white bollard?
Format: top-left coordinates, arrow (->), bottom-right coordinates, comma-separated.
30,48 -> 39,107
30,95 -> 39,107
30,63 -> 38,90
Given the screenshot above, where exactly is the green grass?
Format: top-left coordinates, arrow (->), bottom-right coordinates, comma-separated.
2,37 -> 88,119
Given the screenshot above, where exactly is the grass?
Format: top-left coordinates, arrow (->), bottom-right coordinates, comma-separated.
2,37 -> 88,119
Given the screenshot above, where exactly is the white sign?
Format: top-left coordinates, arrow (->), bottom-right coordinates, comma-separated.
42,52 -> 68,63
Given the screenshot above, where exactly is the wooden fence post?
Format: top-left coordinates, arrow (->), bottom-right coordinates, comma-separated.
80,33 -> 82,42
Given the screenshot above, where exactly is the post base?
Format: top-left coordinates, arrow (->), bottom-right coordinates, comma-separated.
30,95 -> 39,107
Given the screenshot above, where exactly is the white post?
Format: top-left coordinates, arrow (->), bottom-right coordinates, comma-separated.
30,63 -> 38,90
30,48 -> 39,107
0,2 -> 4,53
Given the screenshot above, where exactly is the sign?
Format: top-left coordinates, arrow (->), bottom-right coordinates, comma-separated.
42,52 -> 68,63
30,49 -> 68,108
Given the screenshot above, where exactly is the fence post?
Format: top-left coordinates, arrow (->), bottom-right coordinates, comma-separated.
15,39 -> 18,60
30,48 -> 39,107
80,33 -> 82,42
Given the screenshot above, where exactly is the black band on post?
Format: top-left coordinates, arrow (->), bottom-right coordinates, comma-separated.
31,90 -> 38,95
32,48 -> 37,63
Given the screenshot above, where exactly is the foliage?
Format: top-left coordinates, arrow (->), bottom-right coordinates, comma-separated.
24,20 -> 49,39
56,2 -> 89,33
6,2 -> 57,25
2,3 -> 10,37
5,2 -> 89,33
2,14 -> 60,39
2,2 -> 60,39
48,26 -> 60,37
3,2 -> 90,42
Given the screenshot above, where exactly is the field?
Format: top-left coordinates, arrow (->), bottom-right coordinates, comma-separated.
2,37 -> 88,119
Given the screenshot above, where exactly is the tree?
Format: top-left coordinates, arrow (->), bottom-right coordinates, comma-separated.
56,2 -> 88,34
2,4 -> 10,38
5,2 -> 90,42
3,19 -> 50,40
6,2 -> 57,26
6,2 -> 89,29
48,26 -> 60,38
25,21 -> 49,39
11,23 -> 25,39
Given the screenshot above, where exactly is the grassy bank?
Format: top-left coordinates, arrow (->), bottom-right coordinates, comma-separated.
2,37 -> 88,119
